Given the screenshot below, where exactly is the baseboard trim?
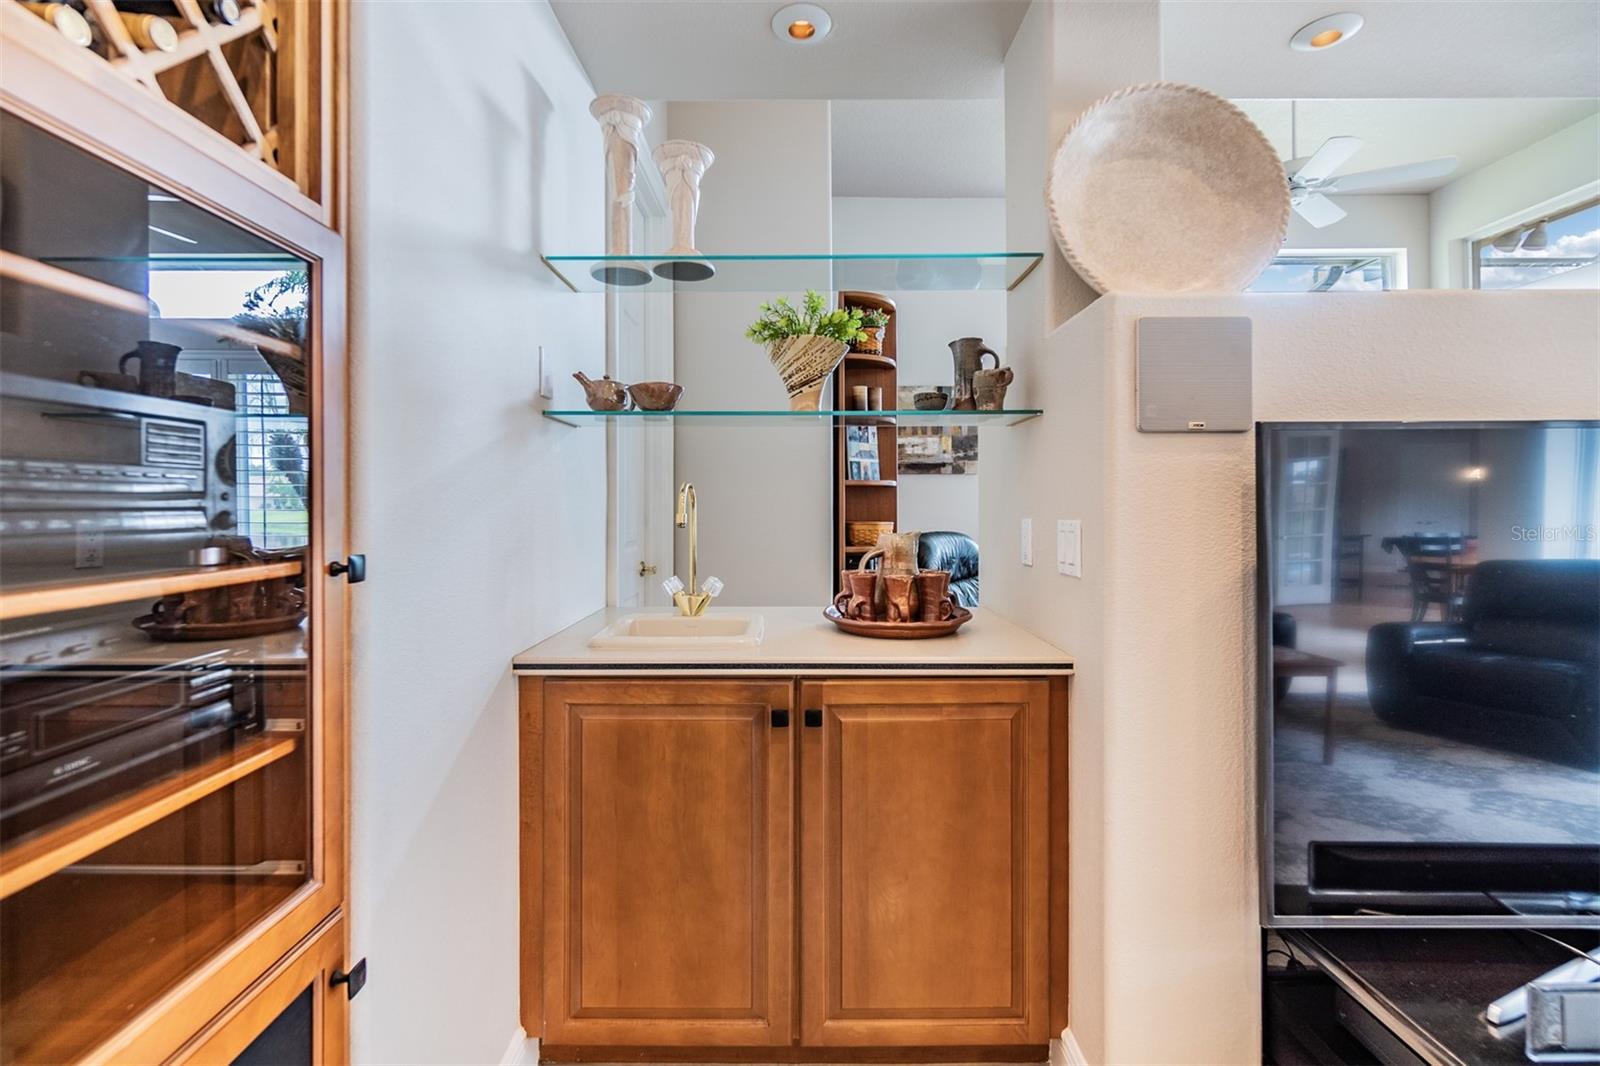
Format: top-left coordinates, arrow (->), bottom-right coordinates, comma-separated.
501,1026 -> 538,1066
1056,1029 -> 1088,1066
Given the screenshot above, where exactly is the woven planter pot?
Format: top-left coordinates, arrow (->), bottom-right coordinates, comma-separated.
853,326 -> 884,355
767,333 -> 850,411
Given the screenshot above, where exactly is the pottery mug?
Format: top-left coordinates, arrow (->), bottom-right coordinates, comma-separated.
915,570 -> 954,622
973,366 -> 1014,411
833,571 -> 854,614
846,570 -> 879,621
119,340 -> 183,398
882,573 -> 918,623
850,385 -> 869,410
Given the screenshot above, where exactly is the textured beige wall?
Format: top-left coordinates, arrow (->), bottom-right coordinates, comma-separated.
982,289 -> 1600,1064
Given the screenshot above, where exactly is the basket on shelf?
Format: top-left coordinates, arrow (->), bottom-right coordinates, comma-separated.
850,308 -> 891,355
847,521 -> 895,547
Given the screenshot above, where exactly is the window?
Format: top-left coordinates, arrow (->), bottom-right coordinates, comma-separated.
1473,197 -> 1599,290
1249,250 -> 1402,292
229,369 -> 310,550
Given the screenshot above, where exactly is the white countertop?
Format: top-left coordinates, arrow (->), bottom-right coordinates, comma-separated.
512,607 -> 1073,675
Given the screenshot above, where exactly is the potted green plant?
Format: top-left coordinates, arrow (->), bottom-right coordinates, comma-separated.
852,307 -> 891,354
233,270 -> 310,414
746,290 -> 866,410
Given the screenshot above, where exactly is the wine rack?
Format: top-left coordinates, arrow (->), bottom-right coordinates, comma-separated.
4,0 -> 334,215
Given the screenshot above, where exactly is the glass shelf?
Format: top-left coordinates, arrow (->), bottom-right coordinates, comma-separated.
540,252 -> 1043,293
543,408 -> 1042,427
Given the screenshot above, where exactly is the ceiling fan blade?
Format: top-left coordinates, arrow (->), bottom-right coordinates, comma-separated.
1286,136 -> 1363,184
1322,156 -> 1460,194
1293,193 -> 1347,229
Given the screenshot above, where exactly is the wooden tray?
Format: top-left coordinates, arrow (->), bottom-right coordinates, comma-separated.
133,611 -> 306,642
823,604 -> 972,639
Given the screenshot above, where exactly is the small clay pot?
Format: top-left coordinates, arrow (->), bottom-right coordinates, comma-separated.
915,571 -> 954,621
974,366 -> 1014,411
846,570 -> 879,621
913,390 -> 950,411
882,573 -> 918,623
574,371 -> 630,411
627,381 -> 684,411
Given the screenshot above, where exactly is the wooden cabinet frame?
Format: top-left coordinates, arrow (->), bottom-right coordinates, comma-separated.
521,674 -> 1069,1056
0,19 -> 349,1061
175,914 -> 351,1065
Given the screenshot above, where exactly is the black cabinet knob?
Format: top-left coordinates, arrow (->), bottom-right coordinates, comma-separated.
804,709 -> 822,728
328,554 -> 366,583
772,709 -> 790,728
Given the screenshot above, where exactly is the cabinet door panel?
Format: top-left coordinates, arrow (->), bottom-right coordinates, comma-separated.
543,680 -> 793,1045
800,679 -> 1049,1046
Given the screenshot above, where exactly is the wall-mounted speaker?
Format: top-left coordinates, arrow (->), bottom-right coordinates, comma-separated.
1136,316 -> 1252,432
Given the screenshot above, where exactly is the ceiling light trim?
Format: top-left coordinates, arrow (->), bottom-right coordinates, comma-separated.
772,3 -> 831,44
1289,12 -> 1365,52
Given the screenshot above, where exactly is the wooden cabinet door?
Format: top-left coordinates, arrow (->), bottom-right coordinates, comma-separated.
799,679 -> 1050,1046
542,680 -> 794,1046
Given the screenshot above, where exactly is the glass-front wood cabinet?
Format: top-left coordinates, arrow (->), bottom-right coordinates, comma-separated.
0,36 -> 346,1060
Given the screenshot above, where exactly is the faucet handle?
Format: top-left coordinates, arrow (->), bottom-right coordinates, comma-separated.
662,575 -> 685,597
701,576 -> 724,598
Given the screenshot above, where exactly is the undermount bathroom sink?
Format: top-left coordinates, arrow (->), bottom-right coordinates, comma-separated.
587,613 -> 765,649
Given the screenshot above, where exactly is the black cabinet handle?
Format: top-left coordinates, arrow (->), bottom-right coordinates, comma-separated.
328,554 -> 366,583
804,709 -> 822,728
771,709 -> 789,728
331,958 -> 367,999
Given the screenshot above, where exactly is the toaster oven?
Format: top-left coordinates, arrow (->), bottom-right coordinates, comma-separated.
0,372 -> 239,587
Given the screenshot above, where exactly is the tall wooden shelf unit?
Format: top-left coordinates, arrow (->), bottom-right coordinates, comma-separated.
0,2 -> 350,1061
831,291 -> 898,592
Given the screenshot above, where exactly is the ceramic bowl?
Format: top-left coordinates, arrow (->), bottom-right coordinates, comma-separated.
1046,82 -> 1289,294
913,390 -> 950,411
627,381 -> 684,411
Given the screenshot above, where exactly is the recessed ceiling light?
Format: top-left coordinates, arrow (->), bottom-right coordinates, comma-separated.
1289,12 -> 1364,52
773,3 -> 831,44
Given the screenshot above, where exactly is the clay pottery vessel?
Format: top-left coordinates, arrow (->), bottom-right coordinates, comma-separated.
627,381 -> 683,410
974,366 -> 1014,411
913,389 -> 950,411
573,371 -> 631,411
949,337 -> 999,410
767,334 -> 849,411
834,571 -> 855,614
881,573 -> 918,623
119,340 -> 183,398
915,571 -> 954,621
846,570 -> 879,621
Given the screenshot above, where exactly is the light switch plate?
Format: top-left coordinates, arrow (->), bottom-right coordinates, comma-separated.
1020,518 -> 1034,566
1057,519 -> 1081,577
538,345 -> 554,400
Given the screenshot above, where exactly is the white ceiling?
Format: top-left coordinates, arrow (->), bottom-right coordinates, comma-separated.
1165,1 -> 1600,100
831,99 -> 1006,198
1235,98 -> 1600,193
549,0 -> 1030,101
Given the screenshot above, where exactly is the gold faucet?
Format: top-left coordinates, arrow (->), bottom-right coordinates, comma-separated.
673,482 -> 711,617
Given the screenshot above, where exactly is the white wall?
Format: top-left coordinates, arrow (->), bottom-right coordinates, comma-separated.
1282,194 -> 1431,289
1430,113 -> 1600,288
348,3 -> 604,1061
981,289 -> 1600,1065
832,197 -> 1005,540
667,101 -> 833,607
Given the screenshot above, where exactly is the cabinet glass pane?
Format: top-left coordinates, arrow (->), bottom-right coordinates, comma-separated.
0,115 -> 315,1063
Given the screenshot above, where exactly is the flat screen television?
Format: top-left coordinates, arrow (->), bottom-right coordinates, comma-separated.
1258,421 -> 1600,927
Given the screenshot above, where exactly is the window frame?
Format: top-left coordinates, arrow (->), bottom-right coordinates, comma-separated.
1252,248 -> 1407,293
1470,194 -> 1600,290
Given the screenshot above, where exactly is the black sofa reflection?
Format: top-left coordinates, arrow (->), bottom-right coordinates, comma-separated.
1367,559 -> 1600,766
917,531 -> 979,608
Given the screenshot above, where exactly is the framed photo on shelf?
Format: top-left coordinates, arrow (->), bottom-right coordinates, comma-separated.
845,425 -> 880,482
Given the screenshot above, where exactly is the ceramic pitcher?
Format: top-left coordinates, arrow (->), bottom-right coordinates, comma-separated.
948,337 -> 999,410
859,530 -> 921,616
974,366 -> 1015,411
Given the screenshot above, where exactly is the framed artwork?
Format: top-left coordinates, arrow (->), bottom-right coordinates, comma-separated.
897,386 -> 977,475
